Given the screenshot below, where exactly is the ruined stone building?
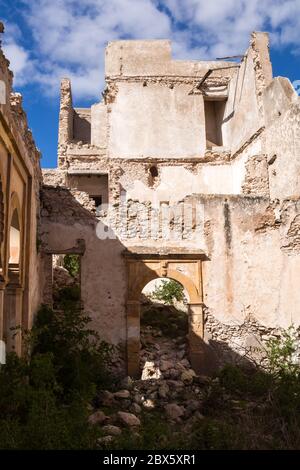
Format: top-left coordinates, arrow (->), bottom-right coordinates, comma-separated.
0,29 -> 42,359
2,26 -> 300,377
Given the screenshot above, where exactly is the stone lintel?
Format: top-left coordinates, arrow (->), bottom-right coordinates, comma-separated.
123,247 -> 208,260
67,169 -> 108,175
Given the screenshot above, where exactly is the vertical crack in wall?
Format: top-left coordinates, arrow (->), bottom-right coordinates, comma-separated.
223,201 -> 233,306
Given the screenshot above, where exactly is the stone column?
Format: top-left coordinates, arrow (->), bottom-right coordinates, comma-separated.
14,286 -> 23,356
43,254 -> 53,307
0,281 -> 5,340
3,284 -> 23,355
188,302 -> 205,374
126,300 -> 141,378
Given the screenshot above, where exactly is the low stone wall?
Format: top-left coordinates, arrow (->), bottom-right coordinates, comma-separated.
204,308 -> 300,369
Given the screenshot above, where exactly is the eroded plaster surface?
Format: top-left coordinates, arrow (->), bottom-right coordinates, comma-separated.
39,31 -> 300,374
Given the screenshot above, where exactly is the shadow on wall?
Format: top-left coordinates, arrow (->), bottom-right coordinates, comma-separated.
40,184 -> 130,373
189,331 -> 262,376
40,185 -> 261,378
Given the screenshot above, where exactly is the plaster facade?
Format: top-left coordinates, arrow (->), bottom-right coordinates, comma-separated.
40,32 -> 300,375
0,27 -> 42,359
3,29 -> 298,376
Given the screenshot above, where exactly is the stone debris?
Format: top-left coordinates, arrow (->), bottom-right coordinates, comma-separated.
140,324 -> 192,381
94,322 -> 206,433
164,403 -> 185,421
142,398 -> 155,409
88,410 -> 108,425
130,403 -> 142,414
141,361 -> 162,380
97,435 -> 114,445
114,390 -> 131,399
117,411 -> 141,427
101,425 -> 122,436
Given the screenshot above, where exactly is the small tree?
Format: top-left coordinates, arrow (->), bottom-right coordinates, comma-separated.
63,254 -> 80,278
266,326 -> 300,378
151,279 -> 186,306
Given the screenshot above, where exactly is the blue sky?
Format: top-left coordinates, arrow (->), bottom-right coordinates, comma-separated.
1,0 -> 300,168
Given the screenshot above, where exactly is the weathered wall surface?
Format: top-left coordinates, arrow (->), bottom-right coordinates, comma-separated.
200,196 -> 300,329
108,81 -> 205,159
0,30 -> 42,355
73,108 -> 91,143
264,77 -> 300,200
103,39 -> 237,160
40,185 -> 300,367
43,31 -> 300,373
40,186 -> 128,348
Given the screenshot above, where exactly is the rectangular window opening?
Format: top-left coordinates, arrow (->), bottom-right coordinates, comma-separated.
68,174 -> 109,214
52,254 -> 81,311
204,99 -> 226,149
91,195 -> 103,215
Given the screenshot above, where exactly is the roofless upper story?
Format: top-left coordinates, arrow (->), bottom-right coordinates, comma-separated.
58,31 -> 298,171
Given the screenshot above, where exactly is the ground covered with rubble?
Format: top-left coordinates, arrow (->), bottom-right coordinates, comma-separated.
1,284 -> 300,450
91,303 -> 300,450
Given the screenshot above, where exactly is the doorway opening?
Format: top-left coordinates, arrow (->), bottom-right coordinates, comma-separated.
140,278 -> 190,380
9,209 -> 21,268
204,99 -> 226,149
52,254 -> 81,311
124,253 -> 205,378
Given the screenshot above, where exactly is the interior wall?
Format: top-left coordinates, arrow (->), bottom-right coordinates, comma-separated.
204,100 -> 226,148
263,78 -> 300,201
108,82 -> 205,158
73,109 -> 91,143
201,196 -> 300,330
223,49 -> 261,153
68,174 -> 109,205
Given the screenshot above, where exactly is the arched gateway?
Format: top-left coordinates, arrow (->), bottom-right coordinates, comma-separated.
124,249 -> 207,378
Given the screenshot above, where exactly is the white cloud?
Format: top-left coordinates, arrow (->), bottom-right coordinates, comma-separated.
2,43 -> 28,81
2,0 -> 300,100
1,21 -> 36,86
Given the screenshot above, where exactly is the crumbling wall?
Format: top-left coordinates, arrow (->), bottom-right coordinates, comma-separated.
44,32 -> 300,374
73,108 -> 91,143
0,29 -> 42,341
58,78 -> 73,168
201,196 -> 300,332
264,77 -> 300,200
40,186 -> 300,370
242,154 -> 269,197
40,185 -> 128,350
107,81 -> 205,158
224,32 -> 272,156
103,39 -> 237,160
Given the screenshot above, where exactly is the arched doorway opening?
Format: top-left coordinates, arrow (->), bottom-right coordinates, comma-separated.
9,208 -> 21,267
124,251 -> 206,378
0,175 -> 4,271
140,277 -> 191,380
4,201 -> 23,355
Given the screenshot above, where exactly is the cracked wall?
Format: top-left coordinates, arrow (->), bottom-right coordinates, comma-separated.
40,31 -> 300,372
0,26 -> 42,355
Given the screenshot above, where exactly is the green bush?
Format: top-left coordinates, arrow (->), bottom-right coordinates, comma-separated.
266,326 -> 300,378
63,254 -> 80,278
151,279 -> 186,305
28,305 -> 113,400
0,304 -> 114,449
219,364 -> 272,397
53,285 -> 81,311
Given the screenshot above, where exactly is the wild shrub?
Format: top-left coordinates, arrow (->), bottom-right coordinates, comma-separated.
63,254 -> 80,278
151,279 -> 186,306
27,304 -> 114,400
265,327 -> 300,419
0,303 -> 114,449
